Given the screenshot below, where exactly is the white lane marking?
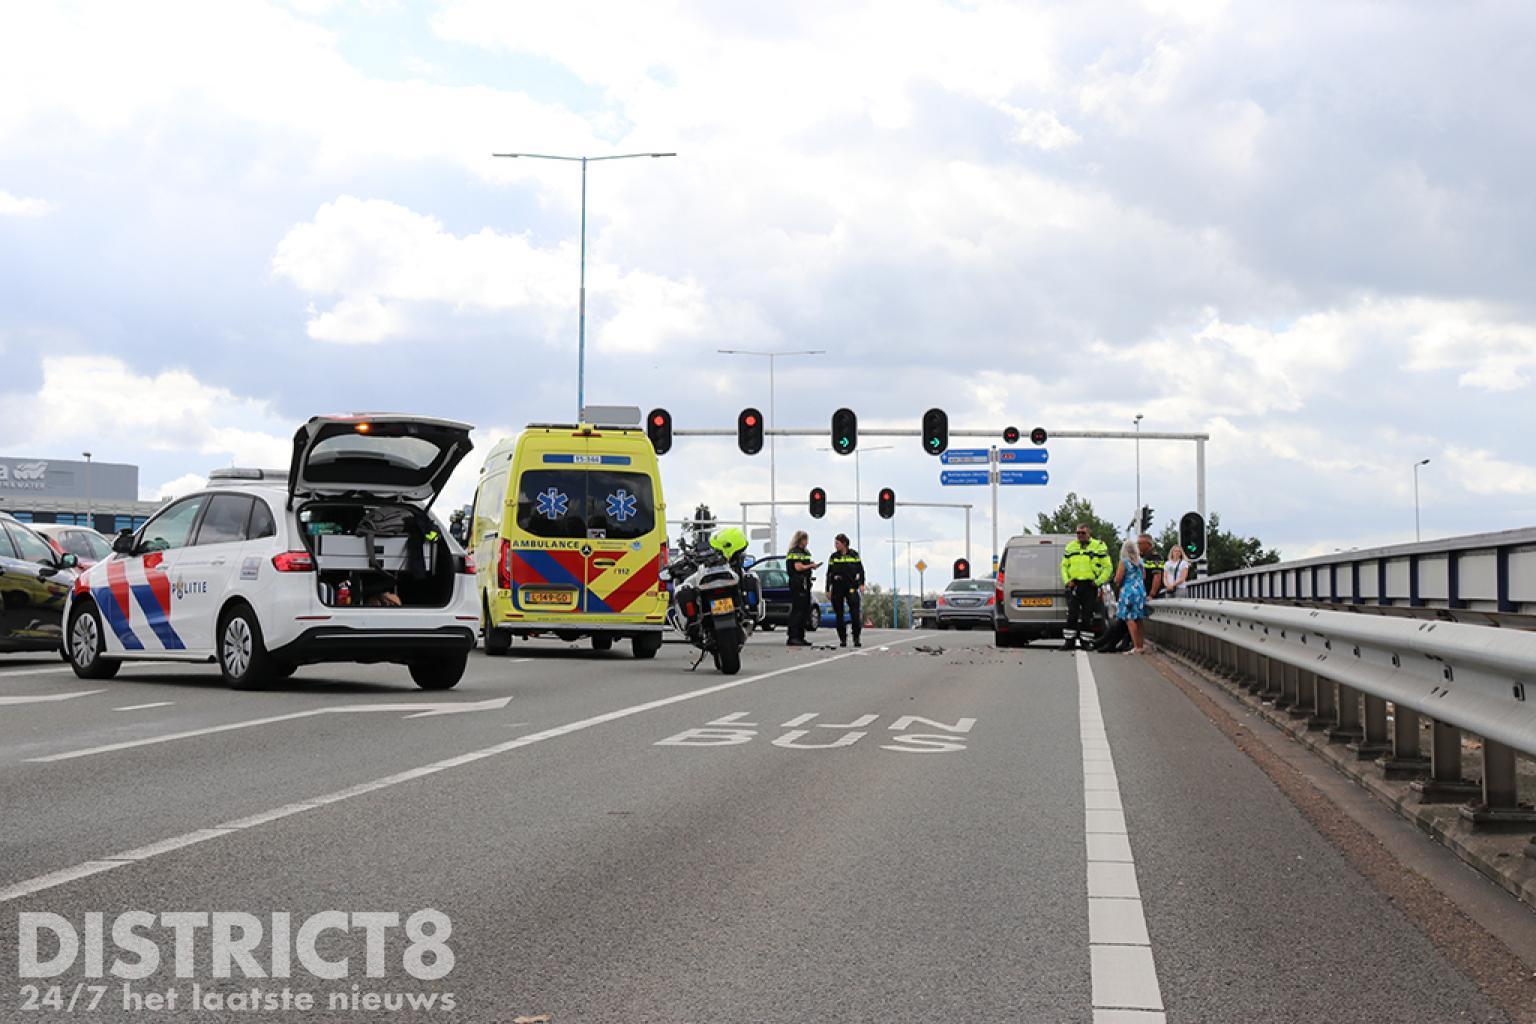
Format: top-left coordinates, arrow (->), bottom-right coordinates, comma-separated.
1078,651 -> 1166,1020
0,667 -> 77,679
0,636 -> 935,903
112,702 -> 174,712
0,689 -> 104,707
29,696 -> 516,762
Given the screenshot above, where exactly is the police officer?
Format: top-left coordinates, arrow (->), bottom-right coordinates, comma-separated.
1060,523 -> 1111,650
1138,533 -> 1164,600
825,533 -> 865,648
785,530 -> 820,647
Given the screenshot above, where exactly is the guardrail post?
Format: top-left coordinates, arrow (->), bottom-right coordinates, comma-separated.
1327,681 -> 1363,745
1302,670 -> 1332,730
1287,668 -> 1319,723
1259,653 -> 1282,700
1378,706 -> 1431,779
1349,694 -> 1391,760
1274,663 -> 1299,710
1460,740 -> 1536,831
1410,720 -> 1481,803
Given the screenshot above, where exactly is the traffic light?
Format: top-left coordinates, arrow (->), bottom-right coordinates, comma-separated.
831,407 -> 858,455
1139,505 -> 1154,533
809,487 -> 827,519
922,407 -> 949,456
1180,512 -> 1206,560
877,487 -> 895,519
1002,425 -> 1020,445
1030,426 -> 1048,445
953,558 -> 970,579
646,408 -> 672,455
737,407 -> 764,456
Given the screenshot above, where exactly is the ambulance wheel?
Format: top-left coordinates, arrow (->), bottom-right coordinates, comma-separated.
410,655 -> 465,690
219,604 -> 273,690
591,635 -> 615,652
69,603 -> 120,680
632,634 -> 662,659
482,595 -> 511,656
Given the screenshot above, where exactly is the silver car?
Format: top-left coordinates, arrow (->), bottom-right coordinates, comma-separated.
934,578 -> 996,629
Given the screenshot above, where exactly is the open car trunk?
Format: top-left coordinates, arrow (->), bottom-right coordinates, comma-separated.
299,500 -> 456,609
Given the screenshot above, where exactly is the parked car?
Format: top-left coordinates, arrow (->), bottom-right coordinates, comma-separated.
749,555 -> 817,633
0,512 -> 79,654
993,533 -> 1104,646
935,578 -> 996,629
32,523 -> 113,569
64,413 -> 479,689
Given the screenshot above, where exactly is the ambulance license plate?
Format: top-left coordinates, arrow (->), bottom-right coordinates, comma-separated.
1015,597 -> 1052,608
710,597 -> 735,614
524,589 -> 572,606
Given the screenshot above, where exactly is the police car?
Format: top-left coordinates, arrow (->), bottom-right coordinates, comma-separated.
64,414 -> 480,689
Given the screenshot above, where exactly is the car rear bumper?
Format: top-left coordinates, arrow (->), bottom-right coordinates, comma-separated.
272,626 -> 475,665
935,608 -> 993,624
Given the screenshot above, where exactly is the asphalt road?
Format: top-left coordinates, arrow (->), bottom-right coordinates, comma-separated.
0,631 -> 1524,1023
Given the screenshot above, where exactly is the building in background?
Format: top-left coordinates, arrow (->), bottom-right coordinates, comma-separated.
0,455 -> 162,535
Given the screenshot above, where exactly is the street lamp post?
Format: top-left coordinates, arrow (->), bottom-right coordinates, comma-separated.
817,444 -> 893,551
885,537 -> 934,629
1134,413 -> 1144,512
82,452 -> 92,531
491,150 -> 676,419
719,349 -> 824,554
1413,458 -> 1430,541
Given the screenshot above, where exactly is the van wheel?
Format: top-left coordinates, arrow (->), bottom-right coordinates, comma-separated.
632,634 -> 662,659
219,605 -> 273,690
591,635 -> 614,652
410,655 -> 466,690
483,595 -> 511,656
69,603 -> 120,680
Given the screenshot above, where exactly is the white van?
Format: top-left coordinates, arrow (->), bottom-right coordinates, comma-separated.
992,533 -> 1101,647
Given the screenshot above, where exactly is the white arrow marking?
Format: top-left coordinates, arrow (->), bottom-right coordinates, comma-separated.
28,696 -> 514,763
0,690 -> 105,707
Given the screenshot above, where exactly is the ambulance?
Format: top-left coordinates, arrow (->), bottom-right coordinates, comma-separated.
472,419 -> 668,657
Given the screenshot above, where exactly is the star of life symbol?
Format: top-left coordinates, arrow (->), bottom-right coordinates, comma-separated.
606,489 -> 638,523
536,488 -> 569,520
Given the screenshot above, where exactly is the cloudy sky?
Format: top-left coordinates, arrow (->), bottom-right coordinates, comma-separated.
3,0 -> 1533,586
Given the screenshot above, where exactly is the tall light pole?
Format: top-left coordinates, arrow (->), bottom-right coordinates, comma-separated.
719,348 -> 824,554
1413,458 -> 1430,541
1133,413 -> 1144,512
818,444 -> 893,551
82,452 -> 92,531
491,150 -> 676,419
886,537 -> 934,629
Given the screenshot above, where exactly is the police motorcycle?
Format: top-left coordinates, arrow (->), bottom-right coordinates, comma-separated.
661,519 -> 762,675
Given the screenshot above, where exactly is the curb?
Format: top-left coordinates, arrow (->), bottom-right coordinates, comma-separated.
1153,645 -> 1536,908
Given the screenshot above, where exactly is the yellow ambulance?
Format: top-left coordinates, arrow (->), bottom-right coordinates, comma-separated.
471,420 -> 668,657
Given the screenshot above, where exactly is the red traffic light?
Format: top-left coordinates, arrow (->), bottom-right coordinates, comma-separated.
877,487 -> 896,520
1029,426 -> 1048,445
646,408 -> 673,455
651,413 -> 665,426
744,413 -> 758,427
1002,426 -> 1020,445
737,407 -> 764,455
809,487 -> 827,519
953,558 -> 970,579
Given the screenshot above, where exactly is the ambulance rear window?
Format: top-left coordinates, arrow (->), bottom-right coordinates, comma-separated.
586,471 -> 654,541
517,471 -> 588,539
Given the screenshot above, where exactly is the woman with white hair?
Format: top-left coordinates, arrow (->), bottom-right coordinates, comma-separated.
1113,537 -> 1148,653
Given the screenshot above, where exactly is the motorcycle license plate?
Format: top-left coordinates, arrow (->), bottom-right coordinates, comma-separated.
1015,597 -> 1052,608
524,589 -> 573,606
710,597 -> 736,614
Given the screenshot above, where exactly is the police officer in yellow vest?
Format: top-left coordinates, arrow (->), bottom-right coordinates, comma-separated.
785,530 -> 820,647
1061,524 -> 1112,650
825,533 -> 865,648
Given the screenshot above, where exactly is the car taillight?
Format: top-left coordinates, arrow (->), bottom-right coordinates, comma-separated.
986,594 -> 996,605
684,600 -> 697,618
460,551 -> 476,574
497,539 -> 513,589
272,551 -> 314,572
660,541 -> 669,568
937,596 -> 947,606
995,568 -> 1005,595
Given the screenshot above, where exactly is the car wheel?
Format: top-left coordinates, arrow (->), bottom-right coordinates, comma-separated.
632,633 -> 662,659
483,594 -> 511,656
69,603 -> 120,680
219,604 -> 273,690
271,661 -> 297,679
591,635 -> 614,652
409,655 -> 466,690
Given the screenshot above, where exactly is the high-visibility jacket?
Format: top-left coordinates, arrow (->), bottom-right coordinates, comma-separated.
1061,537 -> 1111,586
786,546 -> 815,593
1143,557 -> 1164,595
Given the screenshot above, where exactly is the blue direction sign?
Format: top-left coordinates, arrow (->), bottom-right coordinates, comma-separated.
939,448 -> 990,465
940,470 -> 991,486
998,469 -> 1049,486
998,448 -> 1048,464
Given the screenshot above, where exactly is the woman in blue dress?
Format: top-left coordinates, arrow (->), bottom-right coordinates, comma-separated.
1113,538 -> 1148,654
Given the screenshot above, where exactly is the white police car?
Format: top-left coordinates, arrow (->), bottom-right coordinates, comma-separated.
64,414 -> 480,689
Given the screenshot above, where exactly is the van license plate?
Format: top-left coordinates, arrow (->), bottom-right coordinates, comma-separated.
524,589 -> 573,606
1015,597 -> 1052,608
710,597 -> 735,614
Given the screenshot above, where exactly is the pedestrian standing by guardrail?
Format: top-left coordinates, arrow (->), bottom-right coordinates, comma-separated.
785,530 -> 819,648
825,532 -> 865,648
1061,524 -> 1111,650
1161,546 -> 1190,596
1139,533 -> 1163,599
1114,538 -> 1149,653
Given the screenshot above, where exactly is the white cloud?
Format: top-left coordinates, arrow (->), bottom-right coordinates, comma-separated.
155,473 -> 208,501
0,190 -> 52,216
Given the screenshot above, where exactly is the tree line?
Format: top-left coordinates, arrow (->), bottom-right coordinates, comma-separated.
1032,492 -> 1280,576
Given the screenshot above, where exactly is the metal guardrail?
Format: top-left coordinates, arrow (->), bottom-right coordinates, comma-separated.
1183,526 -> 1536,623
1148,598 -> 1536,832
